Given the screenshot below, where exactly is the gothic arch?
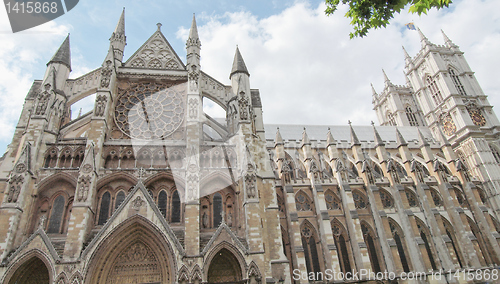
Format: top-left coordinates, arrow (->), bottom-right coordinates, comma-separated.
2,249 -> 55,284
330,219 -> 353,274
299,219 -> 323,274
414,217 -> 438,270
441,216 -> 464,268
95,172 -> 137,189
84,215 -> 176,284
203,241 -> 246,283
360,221 -> 382,273
191,264 -> 203,283
55,272 -> 69,284
37,172 -> 77,191
178,265 -> 190,283
69,272 -> 83,284
388,218 -> 411,272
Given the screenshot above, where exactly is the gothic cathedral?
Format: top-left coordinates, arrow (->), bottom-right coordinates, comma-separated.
1,11 -> 500,284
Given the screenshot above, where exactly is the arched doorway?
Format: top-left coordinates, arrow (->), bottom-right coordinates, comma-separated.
8,256 -> 50,284
86,216 -> 174,284
207,248 -> 242,284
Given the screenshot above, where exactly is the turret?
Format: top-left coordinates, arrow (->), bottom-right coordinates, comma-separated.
44,34 -> 71,91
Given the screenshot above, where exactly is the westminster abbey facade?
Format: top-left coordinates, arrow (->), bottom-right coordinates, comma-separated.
0,10 -> 500,284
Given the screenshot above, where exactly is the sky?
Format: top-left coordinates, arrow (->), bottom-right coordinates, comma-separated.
0,0 -> 499,155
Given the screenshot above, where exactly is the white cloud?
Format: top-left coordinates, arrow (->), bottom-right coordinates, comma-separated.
0,8 -> 70,152
178,0 -> 500,130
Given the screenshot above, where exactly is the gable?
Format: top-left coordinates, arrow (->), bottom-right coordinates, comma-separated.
124,30 -> 185,71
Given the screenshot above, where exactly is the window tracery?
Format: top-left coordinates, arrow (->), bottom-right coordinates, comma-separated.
379,190 -> 394,209
353,190 -> 367,209
430,189 -> 443,207
405,189 -> 418,207
405,106 -> 419,126
295,191 -> 313,211
427,76 -> 443,105
301,223 -> 321,274
449,68 -> 467,96
325,190 -> 341,210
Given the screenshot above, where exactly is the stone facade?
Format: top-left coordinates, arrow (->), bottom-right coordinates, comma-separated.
0,12 -> 500,284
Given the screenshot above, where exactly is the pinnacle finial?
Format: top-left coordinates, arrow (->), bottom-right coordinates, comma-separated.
230,46 -> 250,79
436,127 -> 451,147
189,13 -> 199,40
349,122 -> 360,146
371,83 -> 377,96
275,127 -> 283,146
157,23 -> 162,31
327,128 -> 336,146
417,129 -> 429,147
113,8 -> 125,36
372,123 -> 384,147
417,27 -> 432,47
395,127 -> 407,147
48,34 -> 71,71
301,128 -> 311,146
441,29 -> 457,48
402,46 -> 410,60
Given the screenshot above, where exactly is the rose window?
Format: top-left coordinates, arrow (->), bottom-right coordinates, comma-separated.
115,82 -> 185,139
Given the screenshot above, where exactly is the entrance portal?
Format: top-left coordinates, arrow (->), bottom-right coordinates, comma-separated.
105,241 -> 162,284
8,257 -> 50,284
207,248 -> 242,284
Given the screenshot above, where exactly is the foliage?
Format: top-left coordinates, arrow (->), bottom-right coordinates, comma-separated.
325,0 -> 452,38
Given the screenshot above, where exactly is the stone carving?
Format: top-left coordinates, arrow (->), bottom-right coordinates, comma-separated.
188,64 -> 199,92
77,175 -> 92,202
38,215 -> 46,231
15,163 -> 26,174
238,92 -> 249,120
81,163 -> 92,174
125,33 -> 184,70
94,95 -> 107,117
7,175 -> 24,203
35,91 -> 51,116
132,196 -> 145,210
108,242 -> 162,283
202,211 -> 209,228
188,97 -> 198,119
245,173 -> 256,199
100,60 -> 113,88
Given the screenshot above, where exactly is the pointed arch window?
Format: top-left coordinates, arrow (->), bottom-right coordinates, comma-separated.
390,221 -> 410,272
301,224 -> 321,275
430,188 -> 443,207
416,221 -> 438,270
379,190 -> 394,209
449,68 -> 467,96
213,193 -> 222,227
443,218 -> 464,268
353,190 -> 367,209
115,191 -> 125,209
325,190 -> 341,210
158,190 -> 167,218
295,191 -> 313,211
361,223 -> 382,273
405,189 -> 418,207
171,190 -> 181,223
426,76 -> 443,105
47,195 -> 65,234
98,191 -> 111,225
331,222 -> 352,274
387,112 -> 396,126
405,106 -> 419,126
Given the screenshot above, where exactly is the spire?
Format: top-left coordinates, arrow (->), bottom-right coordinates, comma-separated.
417,129 -> 429,147
188,13 -> 200,43
301,127 -> 311,146
230,46 -> 250,79
275,127 -> 283,146
48,34 -> 71,70
395,127 -> 407,147
441,29 -> 457,48
326,127 -> 336,146
372,121 -> 384,147
402,46 -> 410,60
382,69 -> 392,88
417,27 -> 431,47
348,121 -> 360,146
371,83 -> 378,103
113,8 -> 125,37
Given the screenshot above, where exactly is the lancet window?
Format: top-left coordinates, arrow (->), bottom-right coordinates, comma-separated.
427,75 -> 443,105
300,222 -> 322,275
449,68 -> 467,96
